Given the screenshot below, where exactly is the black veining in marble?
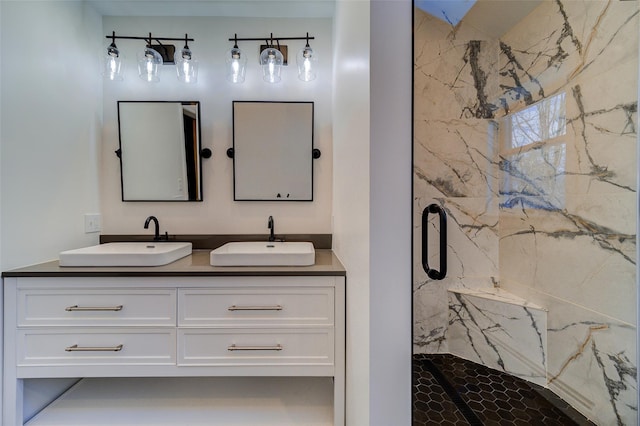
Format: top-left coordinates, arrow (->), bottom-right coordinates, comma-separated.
498,41 -> 545,112
464,41 -> 498,119
524,306 -> 547,366
499,151 -> 564,212
415,121 -> 499,200
591,342 -> 637,426
551,0 -> 583,67
449,293 -> 507,371
440,203 -> 499,273
414,326 -> 447,351
569,84 -> 636,193
502,208 -> 635,265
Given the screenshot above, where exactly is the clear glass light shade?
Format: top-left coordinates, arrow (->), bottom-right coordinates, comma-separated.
260,47 -> 284,83
175,48 -> 198,84
296,46 -> 317,82
226,47 -> 247,84
103,45 -> 124,81
137,47 -> 163,82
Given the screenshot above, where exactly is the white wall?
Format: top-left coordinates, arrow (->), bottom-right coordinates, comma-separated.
333,2 -> 413,424
332,1 -> 370,424
369,1 -> 412,424
1,1 -> 103,269
101,16 -> 333,237
0,2 -> 4,421
0,0 -> 104,420
0,0 -> 3,275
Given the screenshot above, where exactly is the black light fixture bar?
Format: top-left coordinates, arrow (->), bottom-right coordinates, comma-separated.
228,33 -> 314,43
105,32 -> 194,43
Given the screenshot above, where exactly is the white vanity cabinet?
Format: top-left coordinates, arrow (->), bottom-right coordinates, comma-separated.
3,273 -> 345,426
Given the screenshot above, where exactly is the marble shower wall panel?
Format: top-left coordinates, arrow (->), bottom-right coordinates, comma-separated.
414,39 -> 501,121
414,91 -> 501,350
413,9 -> 505,355
447,290 -> 547,387
413,283 -> 450,353
496,1 -> 639,116
564,70 -> 638,196
413,191 -> 499,353
498,3 -> 638,199
500,193 -> 637,325
496,1 -> 639,424
545,285 -> 635,425
498,0 -> 638,350
414,118 -> 499,199
497,277 -> 637,425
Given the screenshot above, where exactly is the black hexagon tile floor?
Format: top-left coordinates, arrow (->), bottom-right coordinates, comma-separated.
413,354 -> 595,426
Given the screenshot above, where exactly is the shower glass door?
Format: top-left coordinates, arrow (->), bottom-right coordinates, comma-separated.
413,1 -> 638,424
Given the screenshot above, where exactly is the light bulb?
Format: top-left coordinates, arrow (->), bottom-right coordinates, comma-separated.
138,47 -> 162,82
175,46 -> 198,84
103,43 -> 124,81
297,45 -> 317,82
268,55 -> 275,76
226,46 -> 246,83
260,47 -> 283,83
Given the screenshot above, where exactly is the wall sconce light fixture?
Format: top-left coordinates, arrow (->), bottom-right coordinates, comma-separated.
104,31 -> 196,83
260,40 -> 284,83
226,34 -> 247,84
138,39 -> 163,83
297,33 -> 317,82
103,31 -> 124,81
175,34 -> 198,84
228,33 -> 316,84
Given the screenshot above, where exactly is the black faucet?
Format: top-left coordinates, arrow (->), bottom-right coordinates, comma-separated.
144,216 -> 165,241
268,216 -> 275,242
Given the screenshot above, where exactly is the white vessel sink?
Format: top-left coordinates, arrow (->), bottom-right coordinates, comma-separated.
210,241 -> 315,266
59,242 -> 192,267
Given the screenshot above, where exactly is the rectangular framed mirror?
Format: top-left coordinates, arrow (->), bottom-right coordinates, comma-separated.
118,101 -> 202,201
232,101 -> 314,201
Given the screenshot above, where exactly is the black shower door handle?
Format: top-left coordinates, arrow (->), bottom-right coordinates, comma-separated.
422,203 -> 447,280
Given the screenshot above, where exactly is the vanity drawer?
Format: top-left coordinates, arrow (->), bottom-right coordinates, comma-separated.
178,328 -> 334,366
17,328 -> 176,366
178,287 -> 334,327
17,289 -> 177,327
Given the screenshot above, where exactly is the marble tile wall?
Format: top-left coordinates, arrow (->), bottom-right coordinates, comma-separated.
414,29 -> 501,355
413,1 -> 638,424
447,288 -> 548,387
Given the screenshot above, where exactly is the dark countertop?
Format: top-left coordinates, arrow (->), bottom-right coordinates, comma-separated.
2,249 -> 345,278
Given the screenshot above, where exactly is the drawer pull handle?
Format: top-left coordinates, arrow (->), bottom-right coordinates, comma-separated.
65,344 -> 124,352
65,305 -> 123,312
227,344 -> 283,351
228,305 -> 283,311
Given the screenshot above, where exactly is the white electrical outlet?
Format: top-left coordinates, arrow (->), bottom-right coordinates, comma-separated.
84,214 -> 102,233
